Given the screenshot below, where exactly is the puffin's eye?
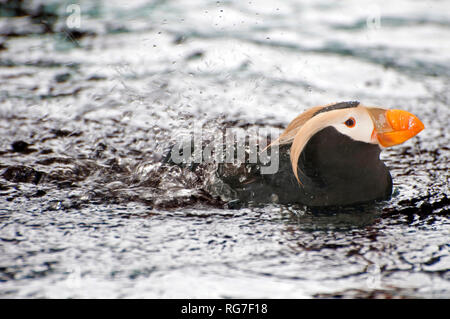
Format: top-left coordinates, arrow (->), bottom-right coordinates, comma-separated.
344,117 -> 356,128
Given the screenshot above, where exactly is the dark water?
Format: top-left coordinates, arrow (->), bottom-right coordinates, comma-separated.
0,0 -> 449,298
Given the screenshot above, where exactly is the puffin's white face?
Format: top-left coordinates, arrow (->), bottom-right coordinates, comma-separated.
330,108 -> 377,145
287,103 -> 424,184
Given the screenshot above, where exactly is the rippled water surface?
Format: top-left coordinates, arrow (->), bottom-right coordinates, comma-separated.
0,0 -> 449,298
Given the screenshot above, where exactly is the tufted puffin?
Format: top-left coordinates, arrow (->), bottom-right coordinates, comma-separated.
216,101 -> 425,207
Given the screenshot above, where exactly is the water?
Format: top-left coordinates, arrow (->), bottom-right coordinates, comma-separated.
0,0 -> 449,298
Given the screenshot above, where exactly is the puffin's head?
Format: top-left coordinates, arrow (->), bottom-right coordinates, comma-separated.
285,101 -> 424,184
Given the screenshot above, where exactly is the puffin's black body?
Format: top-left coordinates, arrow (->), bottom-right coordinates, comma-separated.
164,101 -> 425,207
218,126 -> 392,207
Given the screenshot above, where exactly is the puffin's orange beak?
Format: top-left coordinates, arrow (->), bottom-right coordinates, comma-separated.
369,109 -> 425,147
